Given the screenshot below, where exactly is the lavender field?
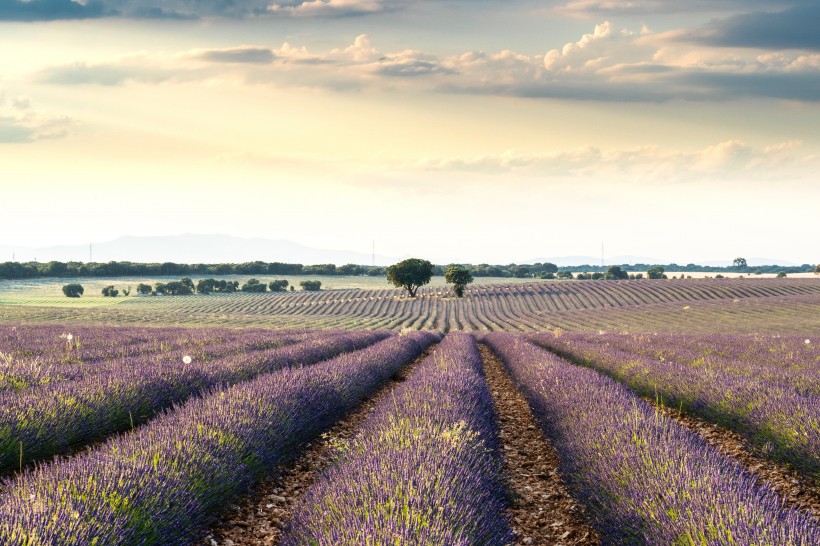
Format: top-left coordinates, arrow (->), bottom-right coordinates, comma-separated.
0,310 -> 817,544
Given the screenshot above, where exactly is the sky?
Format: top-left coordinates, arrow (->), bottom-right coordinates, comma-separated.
1,0 -> 819,265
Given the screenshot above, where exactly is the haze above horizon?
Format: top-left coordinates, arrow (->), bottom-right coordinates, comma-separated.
1,1 -> 818,264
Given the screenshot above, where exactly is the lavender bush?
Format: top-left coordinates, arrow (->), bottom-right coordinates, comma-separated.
283,333 -> 513,545
532,332 -> 820,481
0,328 -> 388,474
486,333 -> 820,545
0,331 -> 437,545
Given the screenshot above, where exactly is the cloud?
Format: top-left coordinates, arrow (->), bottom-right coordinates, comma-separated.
0,0 -> 106,21
0,94 -> 74,143
191,47 -> 276,64
690,5 -> 820,51
0,0 -> 397,20
413,139 -> 815,183
550,1 -> 812,16
267,0 -> 387,17
30,27 -> 820,102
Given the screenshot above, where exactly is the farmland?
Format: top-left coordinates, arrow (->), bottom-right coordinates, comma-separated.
0,277 -> 818,545
1,277 -> 818,334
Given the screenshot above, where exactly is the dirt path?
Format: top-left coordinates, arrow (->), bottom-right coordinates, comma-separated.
648,399 -> 820,522
479,344 -> 599,546
200,346 -> 434,546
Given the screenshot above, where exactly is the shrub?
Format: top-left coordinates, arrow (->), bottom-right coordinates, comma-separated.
136,283 -> 152,295
241,278 -> 267,293
269,280 -> 289,292
62,284 -> 84,298
101,286 -> 119,297
300,280 -> 322,291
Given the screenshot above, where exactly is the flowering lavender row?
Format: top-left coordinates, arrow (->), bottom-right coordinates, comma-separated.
0,325 -> 335,395
532,333 -> 820,481
283,333 -> 513,545
485,333 -> 820,545
0,329 -> 388,475
0,331 -> 437,545
590,333 -> 820,397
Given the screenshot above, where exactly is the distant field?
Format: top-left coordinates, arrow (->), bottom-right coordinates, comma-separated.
1,277 -> 817,335
0,275 -> 537,306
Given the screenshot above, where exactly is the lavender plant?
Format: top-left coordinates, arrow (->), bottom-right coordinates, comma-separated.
485,333 -> 820,545
0,331 -> 438,545
0,329 -> 388,474
532,332 -> 820,482
283,333 -> 513,545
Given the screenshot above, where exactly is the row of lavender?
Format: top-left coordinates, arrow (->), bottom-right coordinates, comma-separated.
532,332 -> 820,481
284,333 -> 513,545
485,333 -> 820,544
591,333 -> 819,396
0,329 -> 388,474
0,325 -> 322,395
0,331 -> 437,544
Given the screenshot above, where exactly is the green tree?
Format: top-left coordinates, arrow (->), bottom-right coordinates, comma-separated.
101,285 -> 119,297
300,280 -> 322,291
605,265 -> 629,280
733,257 -> 747,269
136,283 -> 152,295
62,283 -> 84,298
386,258 -> 433,297
241,278 -> 267,292
196,278 -> 218,294
268,279 -> 289,291
647,266 -> 665,279
776,271 -> 787,278
557,271 -> 573,279
445,265 -> 473,298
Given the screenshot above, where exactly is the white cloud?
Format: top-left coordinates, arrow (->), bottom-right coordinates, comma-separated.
30,25 -> 820,102
412,140 -> 816,183
267,0 -> 385,17
0,94 -> 74,143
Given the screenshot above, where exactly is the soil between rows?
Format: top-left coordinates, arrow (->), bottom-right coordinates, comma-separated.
479,344 -> 599,546
647,398 -> 820,522
200,345 -> 435,546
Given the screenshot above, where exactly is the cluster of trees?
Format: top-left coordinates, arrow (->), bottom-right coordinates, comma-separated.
2,260 -> 380,280
61,278 -> 315,297
6,258 -> 819,282
387,260 -> 475,298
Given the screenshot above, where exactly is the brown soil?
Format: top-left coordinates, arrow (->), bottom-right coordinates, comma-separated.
648,398 -> 820,522
199,346 -> 434,546
479,344 -> 600,546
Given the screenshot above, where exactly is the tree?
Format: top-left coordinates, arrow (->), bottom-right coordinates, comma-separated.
445,265 -> 474,298
386,258 -> 433,297
647,266 -> 665,279
269,279 -> 289,291
241,278 -> 267,292
101,285 -> 119,297
776,271 -> 787,278
300,280 -> 322,291
557,271 -> 573,279
196,278 -> 218,294
136,283 -> 152,295
62,283 -> 84,298
605,265 -> 629,280
815,264 -> 820,276
733,257 -> 747,269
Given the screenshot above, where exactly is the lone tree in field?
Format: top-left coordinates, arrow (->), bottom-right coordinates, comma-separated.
387,258 -> 433,298
445,265 -> 473,297
733,257 -> 747,269
62,284 -> 84,298
646,266 -> 665,279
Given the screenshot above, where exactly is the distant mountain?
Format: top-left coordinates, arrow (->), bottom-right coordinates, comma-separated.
697,258 -> 802,267
526,255 -> 667,267
0,234 -> 399,266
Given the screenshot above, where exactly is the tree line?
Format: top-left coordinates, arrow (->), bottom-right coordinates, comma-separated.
4,258 -> 816,281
